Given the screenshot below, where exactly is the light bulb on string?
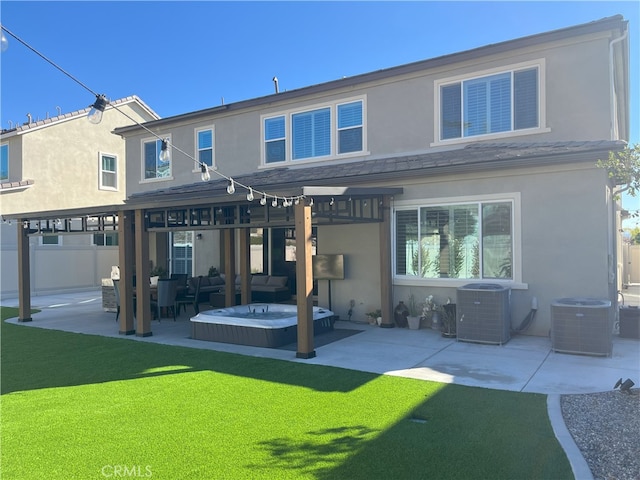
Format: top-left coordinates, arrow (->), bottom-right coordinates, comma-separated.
159,139 -> 170,163
294,198 -> 300,205
272,198 -> 278,207
87,94 -> 108,124
200,163 -> 211,181
260,194 -> 267,206
1,29 -> 9,53
246,188 -> 254,202
227,179 -> 235,194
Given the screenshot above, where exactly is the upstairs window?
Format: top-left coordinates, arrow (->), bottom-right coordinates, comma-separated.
143,138 -> 171,180
439,65 -> 539,141
337,101 -> 363,154
99,153 -> 117,190
293,107 -> 331,160
196,128 -> 214,167
264,116 -> 286,163
1,144 -> 8,181
262,97 -> 365,164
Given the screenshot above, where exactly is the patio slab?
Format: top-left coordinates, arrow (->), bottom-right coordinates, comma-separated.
3,289 -> 639,395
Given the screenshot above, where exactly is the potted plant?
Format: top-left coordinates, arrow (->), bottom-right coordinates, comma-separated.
366,309 -> 382,326
440,301 -> 457,338
407,294 -> 421,330
423,295 -> 440,330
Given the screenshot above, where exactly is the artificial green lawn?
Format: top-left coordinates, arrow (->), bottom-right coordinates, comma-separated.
1,306 -> 573,479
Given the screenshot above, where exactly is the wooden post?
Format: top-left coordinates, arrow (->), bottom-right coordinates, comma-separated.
118,211 -> 135,335
295,202 -> 315,358
17,219 -> 32,322
135,209 -> 152,336
379,196 -> 395,328
239,227 -> 251,305
224,229 -> 237,307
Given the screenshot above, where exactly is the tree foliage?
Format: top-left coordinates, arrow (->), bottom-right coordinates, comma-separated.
597,143 -> 640,200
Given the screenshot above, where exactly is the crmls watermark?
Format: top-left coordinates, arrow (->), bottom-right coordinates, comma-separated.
101,465 -> 152,477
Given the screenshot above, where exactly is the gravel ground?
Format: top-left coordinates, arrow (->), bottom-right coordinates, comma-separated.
561,388 -> 640,480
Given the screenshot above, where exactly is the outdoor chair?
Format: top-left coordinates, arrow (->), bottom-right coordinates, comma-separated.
176,275 -> 202,316
156,278 -> 178,321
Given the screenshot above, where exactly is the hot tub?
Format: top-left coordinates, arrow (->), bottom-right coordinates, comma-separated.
190,304 -> 335,347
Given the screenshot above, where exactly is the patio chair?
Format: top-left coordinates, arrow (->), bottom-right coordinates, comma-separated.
156,278 -> 178,322
176,275 -> 202,316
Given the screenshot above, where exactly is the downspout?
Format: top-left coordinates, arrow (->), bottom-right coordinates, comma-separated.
608,27 -> 628,318
609,28 -> 628,140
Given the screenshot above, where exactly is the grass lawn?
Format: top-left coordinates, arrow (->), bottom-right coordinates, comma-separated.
0,306 -> 573,479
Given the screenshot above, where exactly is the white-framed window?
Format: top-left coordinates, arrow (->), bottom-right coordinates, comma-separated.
434,60 -> 546,145
262,96 -> 366,165
99,152 -> 117,190
264,116 -> 286,164
141,136 -> 171,181
93,233 -> 118,246
394,193 -> 522,286
41,235 -> 60,245
1,144 -> 8,181
195,128 -> 214,169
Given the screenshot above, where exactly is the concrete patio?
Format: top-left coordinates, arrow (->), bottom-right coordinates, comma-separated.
3,288 -> 639,395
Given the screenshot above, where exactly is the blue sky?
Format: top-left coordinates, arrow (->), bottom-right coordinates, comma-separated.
1,1 -> 639,220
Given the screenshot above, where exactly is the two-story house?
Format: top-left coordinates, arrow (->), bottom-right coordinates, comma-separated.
7,16 -> 630,356
0,96 -> 159,298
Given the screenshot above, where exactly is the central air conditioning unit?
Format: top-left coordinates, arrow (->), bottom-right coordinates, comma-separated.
456,283 -> 511,345
551,298 -> 612,356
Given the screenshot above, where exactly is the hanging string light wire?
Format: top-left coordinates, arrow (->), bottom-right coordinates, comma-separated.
0,24 -> 308,206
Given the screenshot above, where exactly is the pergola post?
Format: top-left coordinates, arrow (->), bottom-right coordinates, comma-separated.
135,209 -> 152,336
118,210 -> 135,335
239,227 -> 251,305
224,229 -> 237,306
379,195 -> 395,328
17,219 -> 32,322
295,201 -> 315,359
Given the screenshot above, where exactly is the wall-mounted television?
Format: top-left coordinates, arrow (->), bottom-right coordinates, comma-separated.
313,254 -> 345,280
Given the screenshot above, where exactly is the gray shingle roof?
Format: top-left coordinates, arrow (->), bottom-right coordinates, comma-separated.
126,140 -> 624,205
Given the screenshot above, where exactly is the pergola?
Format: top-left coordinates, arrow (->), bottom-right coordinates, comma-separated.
10,184 -> 402,358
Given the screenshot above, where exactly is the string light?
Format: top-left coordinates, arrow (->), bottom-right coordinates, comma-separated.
272,198 -> 278,207
1,23 -> 309,207
246,188 -> 254,202
87,94 -> 108,124
1,28 -> 9,53
200,163 -> 211,181
159,139 -> 171,162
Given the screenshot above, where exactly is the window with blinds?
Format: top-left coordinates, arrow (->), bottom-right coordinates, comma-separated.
197,128 -> 214,167
395,201 -> 513,280
262,98 -> 365,164
440,66 -> 539,141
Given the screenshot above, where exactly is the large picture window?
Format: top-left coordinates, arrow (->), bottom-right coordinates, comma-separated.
143,138 -> 171,180
439,65 -> 539,141
395,201 -> 513,281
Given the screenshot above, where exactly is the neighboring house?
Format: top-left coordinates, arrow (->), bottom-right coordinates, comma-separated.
6,16 -> 630,343
0,96 -> 160,298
